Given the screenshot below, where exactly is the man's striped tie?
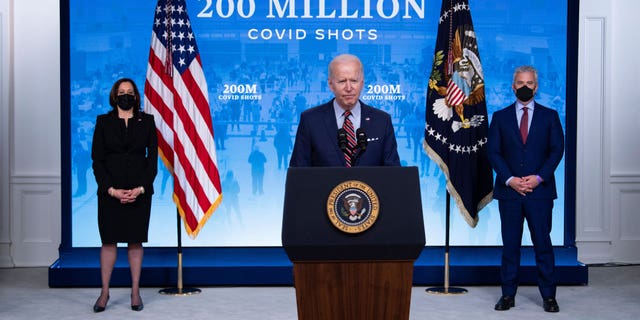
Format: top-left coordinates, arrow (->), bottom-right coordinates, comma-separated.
343,110 -> 356,167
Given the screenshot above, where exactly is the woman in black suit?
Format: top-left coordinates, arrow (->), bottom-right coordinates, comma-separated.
91,78 -> 158,312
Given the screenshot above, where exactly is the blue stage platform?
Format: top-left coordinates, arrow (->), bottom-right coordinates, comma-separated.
48,246 -> 587,287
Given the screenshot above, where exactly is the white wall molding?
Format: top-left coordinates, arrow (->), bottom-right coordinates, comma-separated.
0,0 -> 14,268
576,14 -> 610,260
610,183 -> 640,263
609,174 -> 640,181
10,183 -> 61,267
10,175 -> 61,185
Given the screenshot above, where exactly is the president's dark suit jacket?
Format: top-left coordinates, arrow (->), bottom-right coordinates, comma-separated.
487,102 -> 564,200
289,99 -> 400,167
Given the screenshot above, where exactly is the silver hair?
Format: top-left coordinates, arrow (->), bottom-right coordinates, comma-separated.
512,65 -> 538,85
328,54 -> 363,79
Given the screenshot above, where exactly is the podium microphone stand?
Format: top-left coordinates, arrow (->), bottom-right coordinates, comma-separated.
159,209 -> 201,296
426,192 -> 467,295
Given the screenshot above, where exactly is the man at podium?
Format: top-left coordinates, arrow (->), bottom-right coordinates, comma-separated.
285,55 -> 416,320
289,54 -> 400,167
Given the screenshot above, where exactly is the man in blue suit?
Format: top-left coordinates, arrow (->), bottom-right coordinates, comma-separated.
487,65 -> 564,313
289,54 -> 400,167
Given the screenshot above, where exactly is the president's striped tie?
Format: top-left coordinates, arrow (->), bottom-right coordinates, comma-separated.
343,110 -> 356,167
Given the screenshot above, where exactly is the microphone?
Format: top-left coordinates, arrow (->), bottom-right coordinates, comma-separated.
356,128 -> 367,152
351,128 -> 368,166
337,128 -> 348,152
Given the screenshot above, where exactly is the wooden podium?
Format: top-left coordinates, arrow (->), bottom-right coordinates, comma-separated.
282,167 -> 425,320
293,261 -> 414,319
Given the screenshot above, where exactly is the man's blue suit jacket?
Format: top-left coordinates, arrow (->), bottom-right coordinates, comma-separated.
289,99 -> 400,167
487,102 -> 564,200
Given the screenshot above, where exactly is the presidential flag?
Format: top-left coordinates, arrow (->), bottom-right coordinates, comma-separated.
424,0 -> 493,227
144,0 -> 222,238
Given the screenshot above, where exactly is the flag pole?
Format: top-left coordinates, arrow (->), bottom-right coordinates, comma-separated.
159,209 -> 201,296
425,191 -> 467,295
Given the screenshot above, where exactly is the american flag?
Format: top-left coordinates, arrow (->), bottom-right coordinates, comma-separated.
424,0 -> 493,227
144,0 -> 222,238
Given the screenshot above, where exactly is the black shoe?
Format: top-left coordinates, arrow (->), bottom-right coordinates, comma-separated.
494,296 -> 515,311
131,303 -> 144,312
543,298 -> 560,312
93,294 -> 109,313
131,294 -> 144,312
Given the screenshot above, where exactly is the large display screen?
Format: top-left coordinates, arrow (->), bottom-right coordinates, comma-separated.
67,0 -> 569,247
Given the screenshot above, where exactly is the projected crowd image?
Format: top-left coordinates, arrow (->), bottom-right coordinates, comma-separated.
68,0 -> 568,247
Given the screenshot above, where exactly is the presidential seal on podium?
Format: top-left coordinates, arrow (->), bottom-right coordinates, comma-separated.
326,180 -> 379,234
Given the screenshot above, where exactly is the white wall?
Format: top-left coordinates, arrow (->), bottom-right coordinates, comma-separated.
0,0 -> 12,267
0,0 -> 638,266
575,0 -> 640,263
0,0 -> 61,267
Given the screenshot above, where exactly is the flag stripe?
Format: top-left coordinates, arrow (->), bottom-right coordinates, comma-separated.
172,69 -> 220,196
447,80 -> 465,106
174,66 -> 218,173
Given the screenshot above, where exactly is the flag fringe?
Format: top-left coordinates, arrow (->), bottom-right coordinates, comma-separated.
423,139 -> 493,228
174,193 -> 223,239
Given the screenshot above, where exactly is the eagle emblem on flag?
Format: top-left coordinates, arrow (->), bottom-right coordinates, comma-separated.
428,24 -> 486,133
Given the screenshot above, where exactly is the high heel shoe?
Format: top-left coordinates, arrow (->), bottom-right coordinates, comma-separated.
93,294 -> 109,313
131,294 -> 144,311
